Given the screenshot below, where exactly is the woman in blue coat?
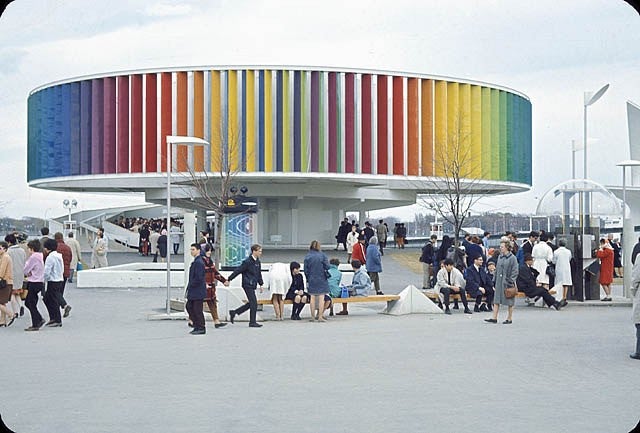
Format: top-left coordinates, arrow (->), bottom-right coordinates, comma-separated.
303,240 -> 330,322
365,236 -> 383,295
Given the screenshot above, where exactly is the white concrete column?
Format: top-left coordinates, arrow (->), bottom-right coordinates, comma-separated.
623,217 -> 633,298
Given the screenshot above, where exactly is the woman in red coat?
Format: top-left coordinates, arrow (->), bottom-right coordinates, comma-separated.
596,239 -> 614,301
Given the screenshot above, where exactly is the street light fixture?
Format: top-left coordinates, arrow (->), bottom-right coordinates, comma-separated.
616,159 -> 640,298
165,135 -> 209,315
62,198 -> 78,222
583,84 -> 609,179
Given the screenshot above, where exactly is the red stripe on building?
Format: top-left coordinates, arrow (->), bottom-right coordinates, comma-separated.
393,76 -> 404,175
376,75 -> 388,174
361,74 -> 372,174
160,73 -> 172,172
130,75 -> 143,173
116,75 -> 129,173
145,74 -> 157,172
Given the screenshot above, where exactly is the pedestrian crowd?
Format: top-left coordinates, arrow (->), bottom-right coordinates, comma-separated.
0,228 -> 81,331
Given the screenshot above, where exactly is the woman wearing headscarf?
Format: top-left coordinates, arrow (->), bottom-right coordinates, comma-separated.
485,238 -> 519,324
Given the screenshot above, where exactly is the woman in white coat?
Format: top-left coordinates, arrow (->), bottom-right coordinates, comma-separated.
629,252 -> 640,360
552,240 -> 573,305
532,233 -> 553,288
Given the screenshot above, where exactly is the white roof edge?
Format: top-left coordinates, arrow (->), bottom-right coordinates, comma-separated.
28,65 -> 530,100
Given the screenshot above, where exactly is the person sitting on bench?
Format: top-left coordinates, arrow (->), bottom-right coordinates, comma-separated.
517,254 -> 562,311
465,254 -> 495,312
336,259 -> 371,316
436,258 -> 471,315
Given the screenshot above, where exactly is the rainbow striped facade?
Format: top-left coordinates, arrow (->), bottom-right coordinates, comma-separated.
27,67 -> 532,185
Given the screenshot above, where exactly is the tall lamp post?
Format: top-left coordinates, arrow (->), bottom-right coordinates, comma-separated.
616,159 -> 640,299
581,84 -> 609,297
165,136 -> 209,315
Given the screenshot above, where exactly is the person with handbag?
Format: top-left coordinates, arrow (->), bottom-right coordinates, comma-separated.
0,241 -> 15,327
90,229 -> 108,268
532,233 -> 553,289
200,244 -> 228,328
485,238 -> 519,324
303,240 -> 331,322
23,240 -> 46,331
517,254 -> 563,311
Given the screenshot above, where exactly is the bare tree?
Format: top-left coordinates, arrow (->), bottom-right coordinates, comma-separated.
418,114 -> 486,244
174,128 -> 246,268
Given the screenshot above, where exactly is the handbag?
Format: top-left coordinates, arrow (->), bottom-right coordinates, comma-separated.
504,284 -> 518,299
19,289 -> 28,300
546,264 -> 556,278
0,278 -> 6,289
96,246 -> 106,256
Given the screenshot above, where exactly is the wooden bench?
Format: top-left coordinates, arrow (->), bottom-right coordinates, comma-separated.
423,289 -> 556,303
257,294 -> 400,306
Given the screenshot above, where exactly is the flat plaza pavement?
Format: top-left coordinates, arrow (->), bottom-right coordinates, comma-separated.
2,247 -> 639,433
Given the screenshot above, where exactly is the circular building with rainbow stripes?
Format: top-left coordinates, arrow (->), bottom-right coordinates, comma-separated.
27,66 -> 532,247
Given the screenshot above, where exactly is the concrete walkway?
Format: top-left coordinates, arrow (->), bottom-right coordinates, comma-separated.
2,248 -> 639,432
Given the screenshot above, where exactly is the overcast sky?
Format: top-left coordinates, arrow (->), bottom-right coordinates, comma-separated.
1,0 -> 638,221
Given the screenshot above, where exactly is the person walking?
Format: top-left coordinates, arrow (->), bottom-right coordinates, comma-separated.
228,244 -> 264,328
596,238 -> 614,301
185,243 -> 207,335
23,240 -> 45,331
5,234 -> 25,319
0,242 -> 15,327
170,223 -> 181,255
42,239 -> 65,327
345,225 -> 359,264
375,219 -> 388,256
485,239 -> 519,324
366,236 -> 384,295
65,232 -> 82,283
304,240 -> 330,322
552,240 -> 573,306
55,232 -> 73,318
200,244 -> 228,329
90,229 -> 108,268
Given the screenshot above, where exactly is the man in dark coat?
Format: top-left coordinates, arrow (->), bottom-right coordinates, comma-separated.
185,243 -> 207,335
517,254 -> 562,310
464,254 -> 494,312
228,244 -> 264,328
